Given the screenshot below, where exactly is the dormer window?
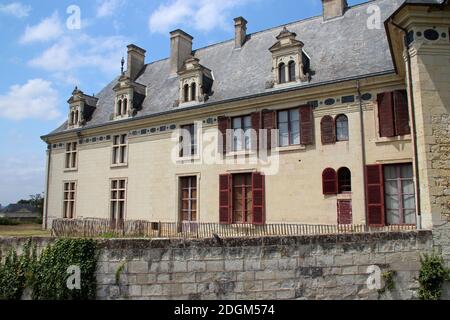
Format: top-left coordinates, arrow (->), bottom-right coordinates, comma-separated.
67,87 -> 97,130
270,27 -> 310,87
112,73 -> 146,121
178,57 -> 213,106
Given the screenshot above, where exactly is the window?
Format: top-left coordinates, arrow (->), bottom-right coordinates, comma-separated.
384,164 -> 416,225
278,63 -> 286,84
337,167 -> 351,193
219,172 -> 265,225
112,134 -> 128,165
117,100 -> 122,115
191,82 -> 197,101
74,110 -> 79,125
337,200 -> 352,225
288,61 -> 296,82
232,116 -> 252,152
278,109 -> 300,147
110,179 -> 126,229
65,142 -> 77,170
180,124 -> 197,157
184,84 -> 190,103
335,115 -> 349,141
377,90 -> 411,138
63,182 -> 76,219
180,176 -> 197,222
123,98 -> 128,115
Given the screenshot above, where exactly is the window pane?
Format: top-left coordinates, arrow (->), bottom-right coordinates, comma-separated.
233,117 -> 242,129
385,195 -> 399,209
290,120 -> 300,145
243,116 -> 251,129
401,165 -> 413,179
404,210 -> 416,224
384,166 -> 397,180
119,180 -> 125,189
289,109 -> 299,121
121,134 -> 127,144
387,210 -> 401,225
278,111 -> 288,123
403,195 -> 416,210
385,181 -> 398,194
279,123 -> 289,147
402,180 -> 415,195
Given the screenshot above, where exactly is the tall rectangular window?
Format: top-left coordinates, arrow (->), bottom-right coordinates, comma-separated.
63,182 -> 76,219
384,164 -> 416,225
179,176 -> 197,222
112,134 -> 127,165
232,116 -> 252,152
65,142 -> 77,169
278,109 -> 300,147
180,124 -> 197,158
110,179 -> 126,228
232,173 -> 253,224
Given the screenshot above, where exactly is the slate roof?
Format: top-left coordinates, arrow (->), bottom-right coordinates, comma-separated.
0,204 -> 36,214
45,0 -> 442,138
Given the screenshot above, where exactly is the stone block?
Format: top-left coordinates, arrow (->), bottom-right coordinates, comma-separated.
142,284 -> 163,296
225,260 -> 244,271
188,261 -> 206,272
129,285 -> 142,297
206,260 -> 224,272
173,261 -> 188,273
276,289 -> 296,300
128,261 -> 148,274
244,259 -> 262,271
182,283 -> 197,295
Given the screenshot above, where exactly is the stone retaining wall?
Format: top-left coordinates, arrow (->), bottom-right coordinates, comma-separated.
1,227 -> 450,300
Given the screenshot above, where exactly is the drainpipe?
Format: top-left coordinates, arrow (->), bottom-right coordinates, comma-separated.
43,143 -> 52,230
389,19 -> 422,229
356,80 -> 368,228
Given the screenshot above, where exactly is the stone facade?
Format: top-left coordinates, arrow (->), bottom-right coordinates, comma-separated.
3,227 -> 450,300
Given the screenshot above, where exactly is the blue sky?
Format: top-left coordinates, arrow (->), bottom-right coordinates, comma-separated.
0,0 -> 366,206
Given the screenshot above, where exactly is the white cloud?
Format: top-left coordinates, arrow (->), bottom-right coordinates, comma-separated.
149,0 -> 252,34
28,34 -> 128,76
20,12 -> 63,44
96,0 -> 124,18
0,79 -> 60,121
0,2 -> 31,18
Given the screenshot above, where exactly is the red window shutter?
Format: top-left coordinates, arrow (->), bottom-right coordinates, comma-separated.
219,174 -> 232,224
366,164 -> 385,227
377,92 -> 395,138
337,200 -> 352,225
300,105 -> 314,145
262,110 -> 276,150
252,172 -> 265,225
322,168 -> 338,195
321,115 -> 336,145
218,116 -> 230,155
251,112 -> 261,151
394,90 -> 411,136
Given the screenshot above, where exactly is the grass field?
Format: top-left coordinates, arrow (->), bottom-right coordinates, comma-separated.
0,224 -> 51,237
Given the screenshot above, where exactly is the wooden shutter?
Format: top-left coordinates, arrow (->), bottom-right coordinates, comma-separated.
251,111 -> 261,152
377,92 -> 395,138
337,200 -> 352,225
321,115 -> 336,145
300,105 -> 314,145
394,90 -> 411,136
218,116 -> 230,155
219,174 -> 232,224
322,168 -> 338,195
366,164 -> 385,227
252,172 -> 265,225
262,110 -> 276,150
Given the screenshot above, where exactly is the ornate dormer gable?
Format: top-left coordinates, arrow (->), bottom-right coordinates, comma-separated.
112,73 -> 146,121
67,87 -> 98,130
177,56 -> 214,106
269,27 -> 310,87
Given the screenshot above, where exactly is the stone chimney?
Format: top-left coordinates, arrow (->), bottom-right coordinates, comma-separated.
234,16 -> 248,48
322,0 -> 348,20
170,29 -> 194,75
126,44 -> 146,81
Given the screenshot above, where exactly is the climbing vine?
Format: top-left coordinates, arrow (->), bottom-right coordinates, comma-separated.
418,252 -> 450,300
0,239 -> 98,300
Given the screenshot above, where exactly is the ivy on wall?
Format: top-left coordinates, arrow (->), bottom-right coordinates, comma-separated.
418,252 -> 450,300
0,239 -> 98,300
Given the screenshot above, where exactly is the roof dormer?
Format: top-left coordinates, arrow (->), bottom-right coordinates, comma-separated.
177,56 -> 214,106
269,27 -> 310,87
67,87 -> 98,130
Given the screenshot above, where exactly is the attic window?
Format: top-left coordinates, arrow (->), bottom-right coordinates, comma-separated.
191,82 -> 197,101
184,84 -> 189,102
278,63 -> 286,84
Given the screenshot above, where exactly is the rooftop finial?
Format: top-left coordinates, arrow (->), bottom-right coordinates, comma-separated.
121,57 -> 125,75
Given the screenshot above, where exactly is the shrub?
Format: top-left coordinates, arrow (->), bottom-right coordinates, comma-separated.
418,252 -> 450,300
0,218 -> 20,226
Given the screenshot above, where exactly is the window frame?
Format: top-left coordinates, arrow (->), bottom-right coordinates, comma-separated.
337,167 -> 352,194
179,176 -> 198,223
288,60 -> 296,82
231,173 -> 253,224
231,115 -> 253,152
278,62 -> 286,84
63,181 -> 77,219
383,164 -> 416,226
277,108 -> 301,147
65,142 -> 78,171
111,134 -> 128,167
109,178 -> 127,229
179,123 -> 198,158
335,114 -> 349,142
